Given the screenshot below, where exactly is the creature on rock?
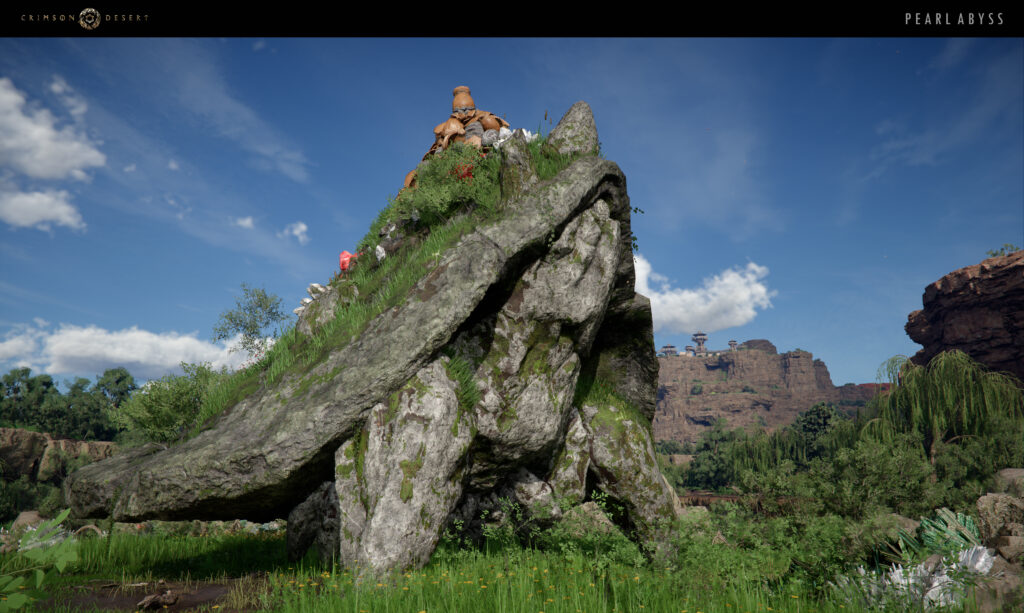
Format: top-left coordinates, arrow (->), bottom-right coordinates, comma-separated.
402,86 -> 511,191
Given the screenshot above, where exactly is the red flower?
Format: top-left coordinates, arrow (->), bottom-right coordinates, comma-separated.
450,163 -> 474,183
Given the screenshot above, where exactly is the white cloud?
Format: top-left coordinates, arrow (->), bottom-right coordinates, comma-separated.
279,221 -> 309,245
168,159 -> 179,170
0,77 -> 105,179
0,322 -> 46,365
252,40 -> 266,52
0,188 -> 85,231
634,254 -> 776,334
233,216 -> 254,229
48,75 -> 88,118
0,321 -> 256,381
123,163 -> 136,172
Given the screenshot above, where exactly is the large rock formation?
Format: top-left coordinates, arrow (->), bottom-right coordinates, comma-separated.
905,250 -> 1024,384
0,427 -> 117,483
65,102 -> 682,574
653,341 -> 882,446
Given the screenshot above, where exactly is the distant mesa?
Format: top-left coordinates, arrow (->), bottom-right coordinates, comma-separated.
653,333 -> 880,446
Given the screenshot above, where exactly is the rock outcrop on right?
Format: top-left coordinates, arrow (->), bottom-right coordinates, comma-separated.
905,250 -> 1024,384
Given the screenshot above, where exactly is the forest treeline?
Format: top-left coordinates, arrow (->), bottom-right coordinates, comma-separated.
0,362 -> 232,446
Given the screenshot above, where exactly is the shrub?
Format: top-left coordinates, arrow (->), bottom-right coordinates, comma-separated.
109,362 -> 228,444
986,243 -> 1021,257
810,433 -> 947,519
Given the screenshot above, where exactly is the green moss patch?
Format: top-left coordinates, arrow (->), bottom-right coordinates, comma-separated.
399,444 -> 426,503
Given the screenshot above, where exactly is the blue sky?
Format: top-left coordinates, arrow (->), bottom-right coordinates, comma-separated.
0,38 -> 1021,390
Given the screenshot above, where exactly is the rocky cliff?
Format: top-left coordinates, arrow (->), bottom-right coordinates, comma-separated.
653,340 -> 881,446
906,250 -> 1024,384
0,427 -> 116,483
65,102 -> 683,574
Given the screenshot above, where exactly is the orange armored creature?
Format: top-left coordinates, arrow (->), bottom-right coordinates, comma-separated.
403,86 -> 510,190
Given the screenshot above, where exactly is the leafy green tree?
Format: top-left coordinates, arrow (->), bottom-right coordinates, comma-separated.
684,419 -> 746,491
986,243 -> 1021,258
93,367 -> 136,410
34,378 -> 117,441
212,283 -> 289,360
0,368 -> 59,428
791,402 -> 842,442
865,351 -> 1024,471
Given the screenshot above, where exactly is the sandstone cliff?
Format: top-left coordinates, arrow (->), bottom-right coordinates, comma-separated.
906,250 -> 1024,384
653,340 -> 881,446
66,102 -> 682,574
0,427 -> 117,483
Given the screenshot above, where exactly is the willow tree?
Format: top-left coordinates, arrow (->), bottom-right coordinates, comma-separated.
864,351 -> 1024,471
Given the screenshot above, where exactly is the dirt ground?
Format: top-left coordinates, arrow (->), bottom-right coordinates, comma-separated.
36,572 -> 276,612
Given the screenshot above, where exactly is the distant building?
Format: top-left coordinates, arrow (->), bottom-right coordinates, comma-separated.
658,333 -> 739,358
656,344 -> 679,357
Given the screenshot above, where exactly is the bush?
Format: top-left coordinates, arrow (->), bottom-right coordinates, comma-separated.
810,433 -> 947,519
109,362 -> 228,444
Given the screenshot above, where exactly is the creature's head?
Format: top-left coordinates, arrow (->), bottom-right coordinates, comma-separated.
452,85 -> 475,118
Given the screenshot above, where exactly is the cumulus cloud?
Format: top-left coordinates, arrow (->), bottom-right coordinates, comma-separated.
279,221 -> 309,245
168,159 -> 179,170
0,322 -> 48,366
0,320 -> 257,381
233,216 -> 254,229
0,77 -> 105,179
0,188 -> 85,231
123,163 -> 136,172
634,254 -> 776,334
252,39 -> 266,52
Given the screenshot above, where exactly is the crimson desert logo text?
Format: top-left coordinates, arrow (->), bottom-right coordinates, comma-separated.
19,9 -> 149,30
905,12 -> 1004,26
